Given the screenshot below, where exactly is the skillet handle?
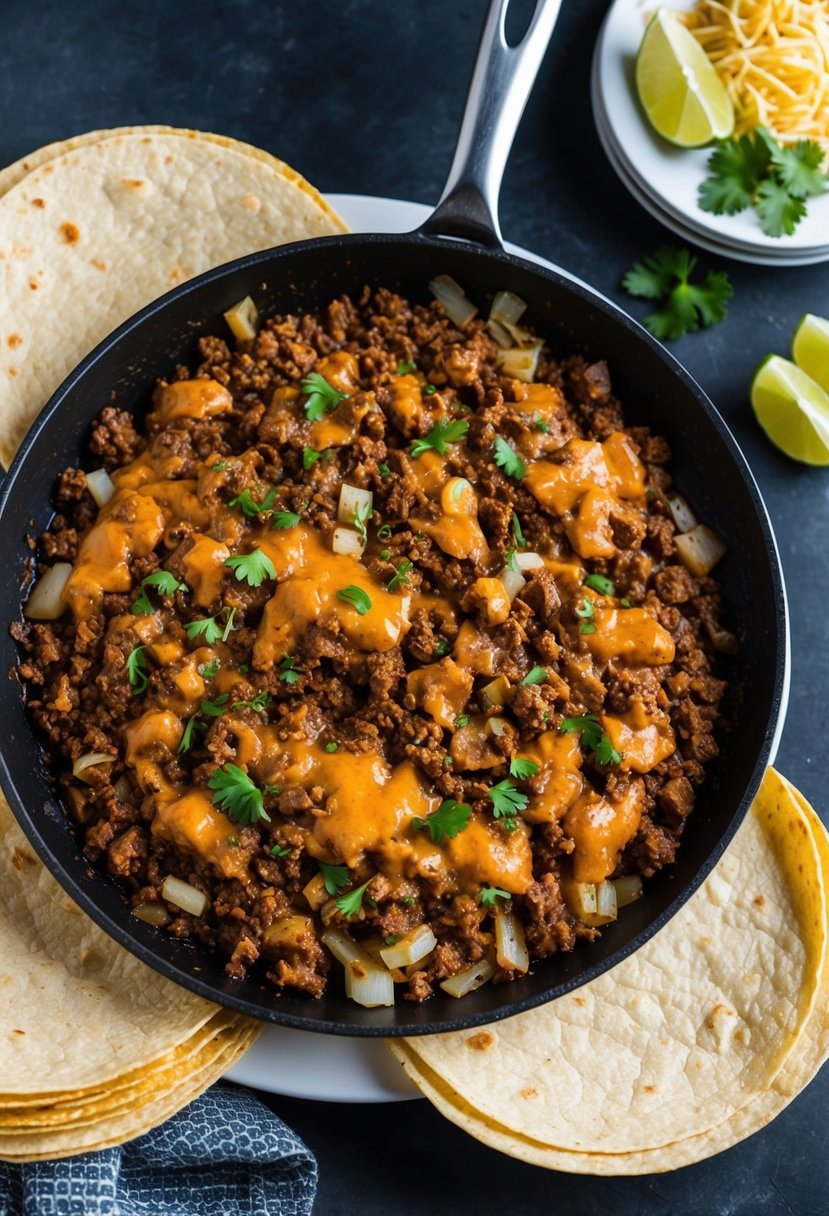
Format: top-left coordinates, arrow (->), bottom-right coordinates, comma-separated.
419,0 -> 562,248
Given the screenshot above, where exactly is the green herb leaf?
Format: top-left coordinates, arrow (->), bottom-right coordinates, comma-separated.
279,655 -> 302,685
131,570 -> 187,615
622,246 -> 732,341
337,585 -> 372,615
579,622 -> 596,636
384,934 -> 401,946
396,359 -> 416,375
763,131 -> 828,199
270,844 -> 291,858
454,714 -> 470,728
492,436 -> 526,480
412,798 -> 472,844
505,547 -> 520,574
488,780 -> 529,823
423,384 -> 437,396
126,645 -> 148,694
178,715 -> 207,753
227,836 -> 239,846
335,879 -> 372,919
698,132 -> 771,215
303,446 -> 323,470
509,757 -> 540,780
377,523 -> 393,541
387,560 -> 413,592
620,597 -> 632,608
511,512 -> 526,548
533,415 -> 549,433
378,462 -> 391,478
228,487 -> 277,517
559,713 -> 622,766
185,614 -> 223,645
232,689 -> 270,712
200,693 -> 229,718
200,658 -> 221,679
409,417 -> 469,458
479,885 -> 511,906
434,638 -> 449,657
320,862 -> 349,895
208,762 -> 271,825
272,510 -> 301,530
352,501 -> 372,546
212,460 -> 226,471
302,372 -> 348,422
224,548 -> 276,587
584,573 -> 614,596
756,177 -> 807,238
324,741 -> 338,753
520,666 -> 547,686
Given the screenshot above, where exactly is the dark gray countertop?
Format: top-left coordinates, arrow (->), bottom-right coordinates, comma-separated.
2,1 -> 828,1212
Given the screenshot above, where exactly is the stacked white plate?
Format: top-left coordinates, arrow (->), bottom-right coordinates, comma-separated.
591,0 -> 829,267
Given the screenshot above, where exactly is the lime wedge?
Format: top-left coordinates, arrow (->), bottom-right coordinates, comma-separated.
792,313 -> 829,394
635,9 -> 735,147
751,354 -> 829,466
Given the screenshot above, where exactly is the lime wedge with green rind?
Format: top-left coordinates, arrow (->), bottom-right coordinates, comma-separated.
751,354 -> 829,466
792,313 -> 829,395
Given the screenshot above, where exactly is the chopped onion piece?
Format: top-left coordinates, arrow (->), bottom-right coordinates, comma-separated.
666,492 -> 697,534
495,342 -> 542,383
568,881 -> 597,919
440,952 -> 497,998
24,562 -> 72,621
675,525 -> 727,577
515,551 -> 544,572
706,621 -> 739,654
380,924 -> 437,969
486,318 -> 513,349
429,274 -> 478,328
486,716 -> 510,738
490,290 -> 527,329
322,927 -> 372,968
303,873 -> 328,911
132,902 -> 170,928
263,915 -> 313,950
72,752 -> 116,783
482,675 -> 510,708
612,875 -> 643,909
332,526 -> 364,557
85,468 -> 115,508
579,880 -> 618,927
161,875 -> 207,918
499,566 -> 526,601
322,928 -> 395,1007
494,906 -> 529,973
223,295 -> 259,342
337,483 -> 373,527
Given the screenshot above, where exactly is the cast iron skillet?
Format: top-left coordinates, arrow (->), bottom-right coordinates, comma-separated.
0,0 -> 786,1035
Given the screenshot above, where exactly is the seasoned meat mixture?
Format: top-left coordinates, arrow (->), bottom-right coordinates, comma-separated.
13,285 -> 729,1004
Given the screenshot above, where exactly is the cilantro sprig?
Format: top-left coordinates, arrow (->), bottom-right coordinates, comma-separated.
208,762 -> 271,826
699,127 -> 828,238
224,548 -> 276,587
184,605 -> 236,646
559,713 -> 622,767
319,862 -> 349,896
520,666 -> 547,687
279,655 -> 302,685
488,780 -> 528,832
302,372 -> 348,422
131,570 -> 187,615
126,645 -> 148,694
335,879 -> 372,919
337,585 -> 372,615
584,573 -> 614,596
387,560 -> 413,592
492,436 -> 526,480
622,246 -> 733,341
479,886 -> 511,907
272,510 -> 301,530
409,418 -> 469,458
509,757 -> 539,780
228,487 -> 277,517
412,798 -> 471,843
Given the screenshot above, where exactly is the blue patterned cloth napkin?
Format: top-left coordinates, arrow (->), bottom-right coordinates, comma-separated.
0,1083 -> 317,1216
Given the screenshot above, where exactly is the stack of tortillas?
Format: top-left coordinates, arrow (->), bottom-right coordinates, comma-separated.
0,792 -> 260,1160
389,769 -> 829,1173
0,124 -> 347,467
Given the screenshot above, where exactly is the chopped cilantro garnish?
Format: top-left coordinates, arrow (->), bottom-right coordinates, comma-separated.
301,372 -> 348,422
130,570 -> 187,615
434,638 -> 449,657
126,645 -> 148,694
279,655 -> 302,685
511,512 -> 526,548
509,757 -> 540,780
185,605 -> 236,645
228,487 -> 277,517
208,762 -> 271,825
270,843 -> 291,858
620,598 -> 632,609
201,693 -> 229,718
384,934 -> 401,946
401,895 -> 414,907
324,741 -> 338,753
231,689 -> 270,712
227,835 -> 239,846
387,560 -> 413,592
532,415 -> 549,433
200,658 -> 221,679
264,783 -> 282,795
238,663 -> 250,675
178,715 -> 207,753
378,462 -> 391,478
559,713 -> 623,766
580,622 -> 596,636
337,585 -> 372,615
224,548 -> 276,588
409,417 -> 469,458
412,798 -> 472,844
303,446 -> 323,470
396,359 -> 416,375
455,714 -> 470,728
520,666 -> 547,686
377,523 -> 393,541
584,573 -> 614,596
336,879 -> 372,919
492,436 -> 525,480
479,886 -> 510,907
272,510 -> 301,530
505,547 -> 520,574
443,755 -> 453,766
488,780 -> 529,831
352,501 -> 372,546
212,460 -> 226,471
423,383 -> 437,396
319,862 -> 349,895
622,246 -> 732,341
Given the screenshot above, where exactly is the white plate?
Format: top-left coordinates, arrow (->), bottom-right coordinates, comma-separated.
226,191 -> 790,1102
594,0 -> 829,259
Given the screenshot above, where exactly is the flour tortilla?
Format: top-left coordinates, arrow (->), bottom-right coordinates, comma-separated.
389,769 -> 827,1163
0,128 -> 347,466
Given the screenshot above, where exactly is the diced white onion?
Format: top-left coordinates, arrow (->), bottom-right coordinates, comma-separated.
486,716 -> 510,738
263,915 -> 313,950
303,873 -> 328,911
490,290 -> 528,329
429,274 -> 478,328
161,875 -> 208,917
706,621 -> 739,655
24,562 -> 72,620
322,928 -> 395,1008
72,752 -> 116,783
612,874 -> 643,909
515,551 -> 544,572
440,953 -> 497,998
481,676 -> 510,708
495,342 -> 542,383
132,902 -> 170,927
675,525 -> 727,577
666,492 -> 697,534
85,468 -> 115,508
337,483 -> 373,527
379,924 -> 437,969
486,318 -> 513,349
322,927 -> 373,968
572,880 -> 618,926
332,526 -> 364,557
499,565 -> 526,601
223,295 -> 259,342
494,905 -> 529,973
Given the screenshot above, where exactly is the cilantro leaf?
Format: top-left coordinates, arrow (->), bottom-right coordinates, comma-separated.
622,246 -> 733,341
231,689 -> 270,712
492,436 -> 526,480
575,595 -> 594,620
336,585 -> 372,615
208,762 -> 270,826
352,500 -> 372,546
302,372 -> 348,422
178,714 -> 207,753
131,570 -> 187,615
228,487 -> 277,517
479,885 -> 511,907
387,560 -> 413,592
319,861 -> 349,896
756,178 -> 807,238
224,548 -> 276,587
488,780 -> 529,825
409,417 -> 469,458
760,130 -> 827,199
303,446 -> 323,470
396,359 -> 416,375
271,510 -> 301,530
126,645 -> 148,694
200,693 -> 229,718
509,757 -> 540,780
270,844 -> 291,858
279,655 -> 302,685
200,658 -> 220,679
698,133 -> 771,215
185,605 -> 236,646
511,512 -> 526,548
335,878 -> 372,919
455,714 -> 470,728
520,665 -> 547,686
559,713 -> 622,766
584,573 -> 614,596
412,798 -> 472,843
